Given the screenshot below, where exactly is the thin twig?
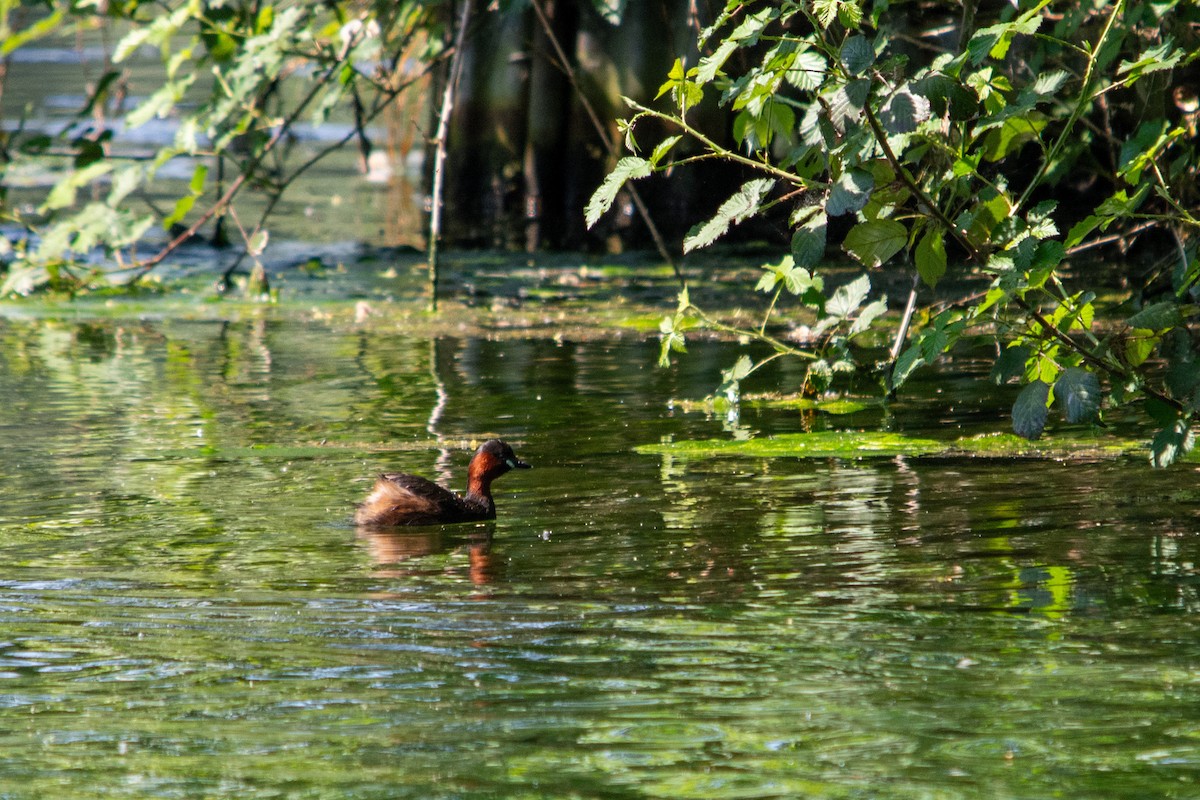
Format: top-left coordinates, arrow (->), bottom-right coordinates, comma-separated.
426,0 -> 472,313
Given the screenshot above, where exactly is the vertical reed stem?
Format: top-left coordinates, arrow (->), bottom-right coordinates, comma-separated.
427,0 -> 472,312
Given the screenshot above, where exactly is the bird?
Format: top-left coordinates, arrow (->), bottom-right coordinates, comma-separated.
354,439 -> 530,527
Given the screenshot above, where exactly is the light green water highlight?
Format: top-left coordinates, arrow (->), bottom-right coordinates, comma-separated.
0,316 -> 1197,798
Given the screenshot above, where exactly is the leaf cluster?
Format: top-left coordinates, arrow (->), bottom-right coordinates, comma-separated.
588,0 -> 1200,465
0,0 -> 439,296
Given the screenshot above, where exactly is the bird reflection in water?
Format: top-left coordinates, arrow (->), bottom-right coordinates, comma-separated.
356,525 -> 501,586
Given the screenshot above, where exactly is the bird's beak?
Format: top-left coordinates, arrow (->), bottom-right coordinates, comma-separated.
507,458 -> 531,470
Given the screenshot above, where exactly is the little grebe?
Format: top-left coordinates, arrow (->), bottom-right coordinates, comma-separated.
354,439 -> 530,527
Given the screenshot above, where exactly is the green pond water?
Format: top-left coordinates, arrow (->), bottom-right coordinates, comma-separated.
3,34 -> 1200,799
0,309 -> 1198,799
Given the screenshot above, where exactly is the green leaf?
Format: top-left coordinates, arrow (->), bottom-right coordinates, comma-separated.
1012,380 -> 1051,440
1065,215 -> 1101,249
826,169 -> 874,216
890,343 -> 925,390
785,50 -> 826,92
696,39 -> 738,85
826,274 -> 870,319
791,211 -> 827,268
991,345 -> 1031,385
585,157 -> 652,228
982,113 -> 1047,161
827,79 -> 871,130
758,256 -> 821,297
107,164 -> 144,208
658,314 -> 687,367
1127,301 -> 1183,331
913,73 -> 977,120
719,354 -> 754,403
1055,367 -> 1101,424
843,219 -> 907,268
126,75 -> 196,129
41,161 -> 114,212
247,229 -> 269,257
1123,329 -> 1159,368
114,4 -> 191,62
1118,39 -> 1184,84
914,229 -> 947,288
1150,418 -> 1194,468
163,194 -> 196,229
812,0 -> 840,28
841,36 -> 874,75
967,16 -> 1041,65
683,179 -> 775,253
656,57 -> 704,113
1,8 -> 64,56
1030,70 -> 1070,97
848,297 -> 887,337
1097,185 -> 1150,220
649,136 -> 681,166
879,87 -> 931,134
837,1 -> 863,29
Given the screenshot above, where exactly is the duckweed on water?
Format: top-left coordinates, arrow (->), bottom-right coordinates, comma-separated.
636,430 -> 1159,461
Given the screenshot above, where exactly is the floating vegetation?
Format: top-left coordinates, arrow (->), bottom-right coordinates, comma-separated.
636,431 -> 1172,461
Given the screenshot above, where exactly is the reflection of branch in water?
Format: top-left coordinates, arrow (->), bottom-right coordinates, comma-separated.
428,338 -> 453,486
357,526 -> 500,587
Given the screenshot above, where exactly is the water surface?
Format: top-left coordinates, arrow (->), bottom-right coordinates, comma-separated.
0,316 -> 1198,798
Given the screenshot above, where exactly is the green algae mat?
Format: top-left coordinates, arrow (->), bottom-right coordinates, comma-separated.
635,431 -> 1170,461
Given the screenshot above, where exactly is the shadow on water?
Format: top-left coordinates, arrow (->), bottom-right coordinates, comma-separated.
0,315 -> 1198,798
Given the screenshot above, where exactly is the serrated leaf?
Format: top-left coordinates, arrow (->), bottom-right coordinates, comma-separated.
879,87 -> 931,134
967,17 -> 1041,65
826,274 -> 871,319
837,1 -> 863,28
982,113 -> 1047,161
1030,70 -> 1069,97
1118,39 -> 1184,83
1150,418 -> 1194,468
889,343 -> 924,390
785,50 -> 826,92
1012,379 -> 1051,440
649,135 -> 682,166
791,211 -> 827,268
683,178 -> 774,253
1055,367 -> 1101,424
914,229 -> 947,288
841,36 -> 874,75
1127,301 -> 1182,331
991,344 -> 1031,385
658,314 -> 687,366
586,157 -> 652,228
843,219 -> 907,268
696,39 -> 738,85
1123,329 -> 1158,367
849,297 -> 887,337
826,169 -> 874,216
812,0 -> 839,28
827,78 -> 871,130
